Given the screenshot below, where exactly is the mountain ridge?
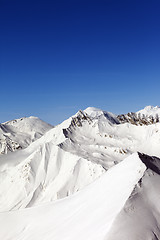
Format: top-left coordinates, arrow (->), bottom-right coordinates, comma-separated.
1,105 -> 160,211
1,105 -> 160,239
2,153 -> 160,239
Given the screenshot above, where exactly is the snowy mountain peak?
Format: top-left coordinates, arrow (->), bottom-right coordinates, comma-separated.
84,107 -> 104,118
3,115 -> 41,126
3,116 -> 26,125
0,116 -> 53,154
144,105 -> 159,110
117,105 -> 160,125
137,105 -> 160,117
84,107 -> 119,124
3,116 -> 53,132
71,109 -> 92,126
1,107 -> 160,239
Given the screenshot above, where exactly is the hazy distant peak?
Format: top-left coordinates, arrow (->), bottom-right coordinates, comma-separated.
3,117 -> 26,125
84,106 -> 102,112
144,105 -> 160,111
28,116 -> 39,119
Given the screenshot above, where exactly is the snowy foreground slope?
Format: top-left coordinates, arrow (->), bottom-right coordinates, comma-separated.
1,106 -> 160,239
1,153 -> 160,240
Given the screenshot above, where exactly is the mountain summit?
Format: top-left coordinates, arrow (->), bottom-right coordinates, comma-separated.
137,105 -> 160,116
0,116 -> 53,154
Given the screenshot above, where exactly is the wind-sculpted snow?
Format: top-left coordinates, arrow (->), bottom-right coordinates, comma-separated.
105,153 -> 160,240
0,153 -> 147,240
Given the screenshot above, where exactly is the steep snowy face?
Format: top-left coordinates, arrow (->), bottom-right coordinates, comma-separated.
0,116 -> 53,154
0,118 -> 105,211
105,153 -> 160,240
60,108 -> 160,169
0,109 -> 122,210
117,105 -> 160,125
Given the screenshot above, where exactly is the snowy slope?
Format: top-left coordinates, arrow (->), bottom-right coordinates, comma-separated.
0,116 -> 105,211
0,153 -> 147,240
1,106 -> 160,239
61,108 -> 160,168
0,116 -> 53,154
1,106 -> 160,211
105,153 -> 160,240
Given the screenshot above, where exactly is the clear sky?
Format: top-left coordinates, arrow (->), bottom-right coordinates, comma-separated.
0,0 -> 160,125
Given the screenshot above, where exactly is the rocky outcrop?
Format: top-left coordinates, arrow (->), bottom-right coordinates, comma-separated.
117,112 -> 159,125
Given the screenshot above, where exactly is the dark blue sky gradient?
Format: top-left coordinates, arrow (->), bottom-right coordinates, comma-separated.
0,0 -> 160,124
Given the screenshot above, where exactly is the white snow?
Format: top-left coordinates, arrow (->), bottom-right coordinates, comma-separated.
0,121 -> 105,211
0,153 -> 146,240
84,107 -> 119,124
137,105 -> 160,117
105,155 -> 160,240
1,106 -> 160,211
1,106 -> 160,239
84,107 -> 105,118
0,116 -> 53,154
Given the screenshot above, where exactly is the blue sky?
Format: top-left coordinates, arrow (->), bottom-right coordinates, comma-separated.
0,0 -> 160,124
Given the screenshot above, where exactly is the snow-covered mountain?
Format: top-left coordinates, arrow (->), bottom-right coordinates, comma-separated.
118,105 -> 160,125
0,116 -> 53,154
1,105 -> 160,239
137,105 -> 160,116
1,153 -> 160,240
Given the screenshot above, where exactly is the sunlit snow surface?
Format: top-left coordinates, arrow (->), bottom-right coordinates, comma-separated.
0,116 -> 53,154
1,106 -> 160,239
137,105 -> 160,117
0,153 -> 147,240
